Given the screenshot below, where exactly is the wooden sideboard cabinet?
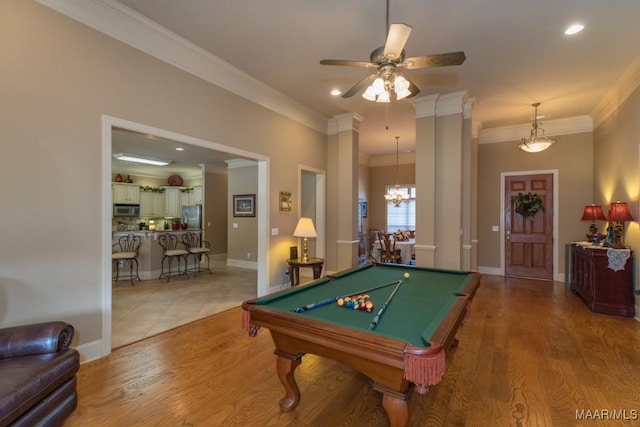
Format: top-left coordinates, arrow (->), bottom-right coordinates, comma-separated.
569,244 -> 635,317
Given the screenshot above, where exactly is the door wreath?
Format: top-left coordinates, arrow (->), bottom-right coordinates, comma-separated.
512,192 -> 545,219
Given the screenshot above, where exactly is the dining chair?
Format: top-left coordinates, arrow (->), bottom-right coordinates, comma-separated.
182,232 -> 212,276
112,233 -> 142,285
158,233 -> 190,281
378,233 -> 402,264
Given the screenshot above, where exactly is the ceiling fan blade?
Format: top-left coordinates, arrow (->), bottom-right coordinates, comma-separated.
402,51 -> 466,69
383,23 -> 412,61
342,73 -> 377,98
320,59 -> 377,68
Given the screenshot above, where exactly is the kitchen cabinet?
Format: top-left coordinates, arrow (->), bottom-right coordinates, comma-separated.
180,185 -> 203,206
569,243 -> 634,317
164,187 -> 181,218
112,183 -> 140,204
140,191 -> 164,217
190,185 -> 203,205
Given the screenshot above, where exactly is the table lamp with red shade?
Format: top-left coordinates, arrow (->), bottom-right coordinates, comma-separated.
609,201 -> 634,248
581,204 -> 607,244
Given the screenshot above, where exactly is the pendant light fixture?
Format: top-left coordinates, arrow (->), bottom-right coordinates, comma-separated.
518,102 -> 558,153
384,136 -> 410,207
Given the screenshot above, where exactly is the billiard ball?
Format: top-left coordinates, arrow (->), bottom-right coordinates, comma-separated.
403,272 -> 410,279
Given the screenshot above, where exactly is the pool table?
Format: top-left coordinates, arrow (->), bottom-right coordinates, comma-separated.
242,263 -> 480,427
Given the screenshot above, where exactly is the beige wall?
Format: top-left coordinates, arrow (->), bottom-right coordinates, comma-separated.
227,166 -> 258,263
0,1 -> 326,351
204,172 -> 228,255
476,132 -> 594,273
593,85 -> 640,314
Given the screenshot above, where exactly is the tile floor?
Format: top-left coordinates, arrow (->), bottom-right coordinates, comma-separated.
112,260 -> 257,349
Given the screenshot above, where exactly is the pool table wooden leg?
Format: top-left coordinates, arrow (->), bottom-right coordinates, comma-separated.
374,384 -> 412,427
274,350 -> 303,412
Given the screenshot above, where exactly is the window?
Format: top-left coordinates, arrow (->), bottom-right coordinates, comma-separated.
386,185 -> 416,232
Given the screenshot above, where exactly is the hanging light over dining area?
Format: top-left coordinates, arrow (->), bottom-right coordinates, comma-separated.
385,136 -> 410,207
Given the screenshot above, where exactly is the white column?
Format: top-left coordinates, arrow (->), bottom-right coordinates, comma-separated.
327,113 -> 362,272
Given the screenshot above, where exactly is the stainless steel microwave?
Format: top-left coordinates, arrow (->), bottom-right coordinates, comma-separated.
113,204 -> 140,217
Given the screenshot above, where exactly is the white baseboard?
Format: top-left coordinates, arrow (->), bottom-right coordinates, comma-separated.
478,266 -> 566,284
226,259 -> 258,270
75,339 -> 104,363
477,266 -> 502,276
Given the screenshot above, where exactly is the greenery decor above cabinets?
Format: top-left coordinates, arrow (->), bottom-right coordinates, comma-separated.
112,183 -> 140,204
180,185 -> 203,206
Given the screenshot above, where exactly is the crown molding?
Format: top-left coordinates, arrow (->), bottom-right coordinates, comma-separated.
327,112 -> 364,135
436,90 -> 469,116
478,115 -> 593,144
358,151 -> 372,167
412,94 -> 440,118
36,0 -> 329,134
591,55 -> 640,128
225,159 -> 257,169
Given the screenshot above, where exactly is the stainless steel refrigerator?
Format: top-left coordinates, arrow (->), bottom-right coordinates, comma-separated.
181,205 -> 202,230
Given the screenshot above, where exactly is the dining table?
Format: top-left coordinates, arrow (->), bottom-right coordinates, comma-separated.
373,238 -> 415,264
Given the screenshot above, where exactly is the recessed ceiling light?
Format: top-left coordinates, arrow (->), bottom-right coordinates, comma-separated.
564,24 -> 584,35
331,89 -> 341,96
175,147 -> 184,151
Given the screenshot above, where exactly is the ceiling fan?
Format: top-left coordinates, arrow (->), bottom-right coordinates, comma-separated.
320,0 -> 466,102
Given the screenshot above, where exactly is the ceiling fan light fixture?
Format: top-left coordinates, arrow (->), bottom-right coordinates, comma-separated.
394,75 -> 411,100
518,103 -> 558,153
377,90 -> 391,103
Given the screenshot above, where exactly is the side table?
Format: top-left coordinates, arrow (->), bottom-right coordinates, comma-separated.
287,257 -> 324,286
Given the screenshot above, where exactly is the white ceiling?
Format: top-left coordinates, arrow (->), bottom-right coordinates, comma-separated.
107,0 -> 640,174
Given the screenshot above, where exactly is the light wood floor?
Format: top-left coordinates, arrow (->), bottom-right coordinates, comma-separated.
69,275 -> 640,426
111,260 -> 258,348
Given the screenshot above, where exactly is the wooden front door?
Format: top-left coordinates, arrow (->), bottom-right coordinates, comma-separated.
505,173 -> 553,280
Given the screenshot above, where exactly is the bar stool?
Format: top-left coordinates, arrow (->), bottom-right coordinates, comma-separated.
158,233 -> 189,281
182,232 -> 212,276
112,234 -> 142,285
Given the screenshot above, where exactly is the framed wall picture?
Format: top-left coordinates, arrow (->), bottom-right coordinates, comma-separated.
280,191 -> 292,211
233,194 -> 256,217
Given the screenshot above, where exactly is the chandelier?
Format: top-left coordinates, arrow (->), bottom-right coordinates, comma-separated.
385,136 -> 410,207
362,65 -> 412,103
518,102 -> 558,153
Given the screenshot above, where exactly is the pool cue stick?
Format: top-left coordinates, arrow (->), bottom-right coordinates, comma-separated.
368,280 -> 403,330
292,280 -> 401,313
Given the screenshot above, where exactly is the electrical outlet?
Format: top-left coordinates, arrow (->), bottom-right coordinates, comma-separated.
246,252 -> 251,259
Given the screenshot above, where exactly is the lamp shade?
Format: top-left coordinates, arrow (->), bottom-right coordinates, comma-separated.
609,201 -> 634,222
581,205 -> 606,221
293,218 -> 317,238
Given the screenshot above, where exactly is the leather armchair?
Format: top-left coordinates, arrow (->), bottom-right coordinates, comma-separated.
0,322 -> 80,427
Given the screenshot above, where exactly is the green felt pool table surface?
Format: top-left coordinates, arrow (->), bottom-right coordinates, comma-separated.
253,263 -> 478,347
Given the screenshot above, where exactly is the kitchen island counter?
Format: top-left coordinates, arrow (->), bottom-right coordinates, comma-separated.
112,229 -> 204,280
